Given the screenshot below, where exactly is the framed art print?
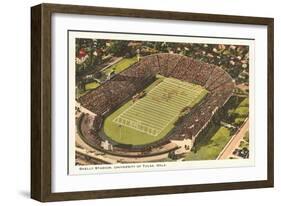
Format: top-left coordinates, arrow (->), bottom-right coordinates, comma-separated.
31,3 -> 274,202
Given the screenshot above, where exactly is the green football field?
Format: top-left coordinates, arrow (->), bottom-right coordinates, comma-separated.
103,76 -> 208,146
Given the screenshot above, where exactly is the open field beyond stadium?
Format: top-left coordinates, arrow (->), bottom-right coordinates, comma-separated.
183,126 -> 231,160
103,76 -> 208,146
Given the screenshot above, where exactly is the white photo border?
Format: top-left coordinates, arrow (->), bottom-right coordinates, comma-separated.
68,31 -> 255,175
52,13 -> 268,193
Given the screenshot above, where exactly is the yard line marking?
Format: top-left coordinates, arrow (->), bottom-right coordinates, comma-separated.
113,77 -> 207,136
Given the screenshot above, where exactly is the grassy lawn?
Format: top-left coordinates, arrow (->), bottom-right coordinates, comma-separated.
102,78 -> 165,146
234,107 -> 249,117
239,98 -> 249,107
80,57 -> 138,95
76,88 -> 89,98
183,126 -> 231,161
103,76 -> 207,146
239,130 -> 249,149
189,88 -> 208,107
233,97 -> 249,125
85,81 -> 100,90
103,56 -> 138,75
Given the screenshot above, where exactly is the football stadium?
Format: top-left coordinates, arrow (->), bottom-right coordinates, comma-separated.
77,53 -> 234,159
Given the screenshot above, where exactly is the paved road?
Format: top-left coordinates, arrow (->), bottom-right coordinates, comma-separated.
76,102 -> 96,117
75,132 -> 170,164
217,119 -> 249,160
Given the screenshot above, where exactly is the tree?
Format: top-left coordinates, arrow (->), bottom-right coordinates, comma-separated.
109,40 -> 130,56
93,71 -> 102,79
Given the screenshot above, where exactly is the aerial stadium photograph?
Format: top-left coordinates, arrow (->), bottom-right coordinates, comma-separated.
68,31 -> 252,174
